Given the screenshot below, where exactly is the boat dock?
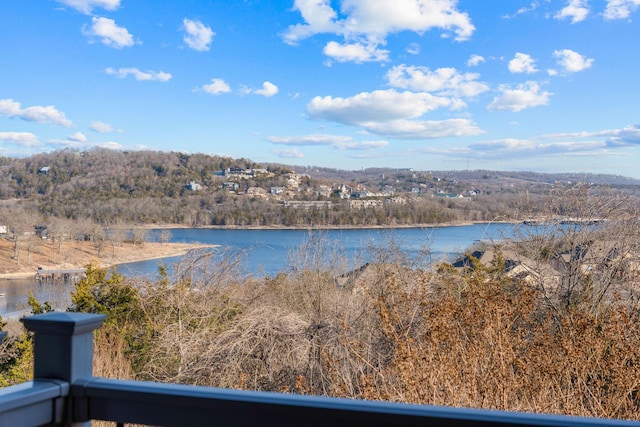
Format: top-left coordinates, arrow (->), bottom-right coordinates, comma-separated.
35,268 -> 86,283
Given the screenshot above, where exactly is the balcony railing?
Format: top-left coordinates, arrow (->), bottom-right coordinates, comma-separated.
0,313 -> 638,427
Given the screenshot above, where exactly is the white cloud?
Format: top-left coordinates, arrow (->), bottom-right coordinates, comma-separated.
503,2 -> 542,19
82,17 -> 134,49
272,148 -> 305,158
362,118 -> 483,139
49,138 -> 123,150
105,67 -> 172,81
603,125 -> 640,146
469,137 -> 609,158
67,132 -> 87,142
268,134 -> 389,150
306,89 -> 482,139
0,132 -> 40,147
604,0 -> 640,19
545,125 -> 640,147
487,81 -> 552,112
553,49 -> 594,72
55,0 -> 120,14
89,121 -> 117,133
0,98 -> 73,127
283,0 -> 475,63
182,18 -> 215,51
555,0 -> 590,23
385,65 -> 489,98
406,43 -> 420,55
201,78 -> 231,95
467,54 -> 485,67
308,89 -> 452,125
244,81 -> 279,97
323,41 -> 389,63
508,53 -> 538,74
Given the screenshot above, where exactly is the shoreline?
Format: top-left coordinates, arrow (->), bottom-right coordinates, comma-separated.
0,242 -> 217,280
142,219 -> 519,231
0,220 -> 522,280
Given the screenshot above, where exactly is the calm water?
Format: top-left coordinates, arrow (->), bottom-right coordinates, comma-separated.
0,223 -> 516,317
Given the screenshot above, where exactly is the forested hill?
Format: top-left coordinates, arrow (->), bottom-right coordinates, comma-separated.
0,148 -> 263,199
0,148 -> 639,227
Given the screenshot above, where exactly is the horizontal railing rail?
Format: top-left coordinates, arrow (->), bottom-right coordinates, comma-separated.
73,377 -> 639,427
1,313 -> 639,427
0,379 -> 68,426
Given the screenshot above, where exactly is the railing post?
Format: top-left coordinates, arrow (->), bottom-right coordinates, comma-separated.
21,312 -> 105,427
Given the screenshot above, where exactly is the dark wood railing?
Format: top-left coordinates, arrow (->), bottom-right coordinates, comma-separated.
0,313 -> 638,427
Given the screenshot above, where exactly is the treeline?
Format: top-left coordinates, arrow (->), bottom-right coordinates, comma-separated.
1,148 -> 635,230
0,148 -> 524,227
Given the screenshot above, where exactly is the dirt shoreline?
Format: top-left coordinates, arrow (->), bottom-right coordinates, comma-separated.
0,242 -> 217,280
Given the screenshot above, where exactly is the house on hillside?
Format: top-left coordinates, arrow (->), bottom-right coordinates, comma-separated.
186,181 -> 202,191
270,186 -> 285,196
222,182 -> 239,192
246,187 -> 267,198
452,248 -> 561,289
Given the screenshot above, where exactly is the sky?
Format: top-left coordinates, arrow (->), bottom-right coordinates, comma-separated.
1,1 -> 640,177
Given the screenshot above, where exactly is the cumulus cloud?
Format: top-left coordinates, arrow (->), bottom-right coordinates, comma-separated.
182,18 -> 215,51
604,0 -> 640,19
467,54 -> 485,67
508,53 -> 538,74
55,0 -> 120,14
0,98 -> 73,127
283,0 -> 475,63
487,81 -> 552,112
268,134 -> 389,150
105,67 -> 172,81
89,121 -> 117,133
306,88 -> 484,139
308,89 -> 452,125
0,132 -> 40,147
361,118 -> 483,139
553,49 -> 594,72
272,148 -> 305,158
385,65 -> 489,98
82,17 -> 134,48
555,0 -> 590,23
67,132 -> 87,142
242,81 -> 279,97
323,41 -> 389,63
201,78 -> 231,95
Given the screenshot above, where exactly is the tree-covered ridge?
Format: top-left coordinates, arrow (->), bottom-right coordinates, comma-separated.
0,148 -> 638,228
0,148 -> 259,199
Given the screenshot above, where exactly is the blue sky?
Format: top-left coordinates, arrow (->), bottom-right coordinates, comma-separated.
1,1 -> 640,177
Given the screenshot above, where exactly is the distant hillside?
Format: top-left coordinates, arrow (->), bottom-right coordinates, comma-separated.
0,148 -> 638,228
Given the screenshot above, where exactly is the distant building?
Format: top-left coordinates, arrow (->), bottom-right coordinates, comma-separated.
38,166 -> 50,174
222,182 -> 239,192
270,186 -> 285,196
246,187 -> 267,197
186,181 -> 202,191
283,201 -> 333,209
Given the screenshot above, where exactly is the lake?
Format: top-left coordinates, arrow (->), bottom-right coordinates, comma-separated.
0,223 -> 518,317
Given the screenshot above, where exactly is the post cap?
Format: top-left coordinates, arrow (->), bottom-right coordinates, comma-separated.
21,312 -> 106,336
